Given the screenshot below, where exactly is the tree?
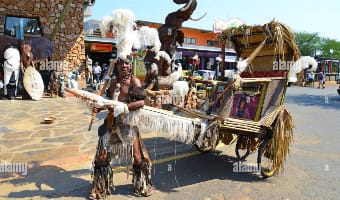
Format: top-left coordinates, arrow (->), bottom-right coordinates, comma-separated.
318,38 -> 340,59
294,32 -> 321,56
294,32 -> 340,59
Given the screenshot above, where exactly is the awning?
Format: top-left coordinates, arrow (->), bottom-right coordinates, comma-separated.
216,55 -> 237,62
84,36 -> 117,44
177,45 -> 236,54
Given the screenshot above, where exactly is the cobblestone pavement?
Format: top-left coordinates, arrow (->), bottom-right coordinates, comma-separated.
0,97 -> 99,199
0,95 -> 195,199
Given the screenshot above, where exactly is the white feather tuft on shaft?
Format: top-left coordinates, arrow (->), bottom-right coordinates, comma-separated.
288,56 -> 318,83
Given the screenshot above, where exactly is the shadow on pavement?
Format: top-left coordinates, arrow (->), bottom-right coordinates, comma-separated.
151,151 -> 268,193
285,93 -> 340,110
111,153 -> 269,197
4,162 -> 91,199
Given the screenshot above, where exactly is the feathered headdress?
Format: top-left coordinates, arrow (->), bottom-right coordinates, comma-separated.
100,9 -> 140,60
101,9 -> 163,62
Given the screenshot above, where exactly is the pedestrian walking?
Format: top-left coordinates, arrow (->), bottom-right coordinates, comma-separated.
318,71 -> 325,89
92,62 -> 101,86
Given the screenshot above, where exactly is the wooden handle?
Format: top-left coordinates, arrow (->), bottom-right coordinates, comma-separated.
89,58 -> 117,131
100,59 -> 117,96
88,111 -> 96,131
247,36 -> 268,64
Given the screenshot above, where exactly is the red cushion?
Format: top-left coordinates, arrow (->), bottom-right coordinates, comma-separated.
241,71 -> 287,78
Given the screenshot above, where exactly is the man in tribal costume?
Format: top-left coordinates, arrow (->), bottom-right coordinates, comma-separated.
89,56 -> 152,199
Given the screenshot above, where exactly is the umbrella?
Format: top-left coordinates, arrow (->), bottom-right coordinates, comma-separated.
30,37 -> 54,60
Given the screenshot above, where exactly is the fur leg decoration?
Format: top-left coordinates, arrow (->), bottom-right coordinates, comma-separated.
89,139 -> 115,199
132,132 -> 152,197
89,164 -> 114,199
132,158 -> 152,197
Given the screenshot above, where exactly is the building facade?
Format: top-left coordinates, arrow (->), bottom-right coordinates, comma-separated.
136,20 -> 236,71
0,0 -> 92,72
85,19 -> 236,73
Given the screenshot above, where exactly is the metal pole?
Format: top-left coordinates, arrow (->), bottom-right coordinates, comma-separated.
220,42 -> 226,80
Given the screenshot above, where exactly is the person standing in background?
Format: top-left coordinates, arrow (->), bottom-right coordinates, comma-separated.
92,62 -> 101,87
86,55 -> 93,84
318,71 -> 325,89
101,63 -> 108,83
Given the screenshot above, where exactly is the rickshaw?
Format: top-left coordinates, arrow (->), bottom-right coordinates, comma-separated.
144,19 -> 299,178
68,19 -> 299,180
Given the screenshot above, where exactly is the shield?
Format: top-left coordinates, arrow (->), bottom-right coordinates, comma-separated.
23,66 -> 44,100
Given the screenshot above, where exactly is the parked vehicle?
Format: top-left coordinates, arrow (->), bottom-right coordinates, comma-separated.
193,70 -> 215,80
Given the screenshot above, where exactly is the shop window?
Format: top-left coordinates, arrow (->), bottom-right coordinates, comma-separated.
207,40 -> 218,47
4,16 -> 42,39
184,37 -> 196,45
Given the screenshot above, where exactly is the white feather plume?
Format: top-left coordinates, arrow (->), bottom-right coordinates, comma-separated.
137,26 -> 161,53
155,51 -> 172,64
100,16 -> 113,38
107,9 -> 139,59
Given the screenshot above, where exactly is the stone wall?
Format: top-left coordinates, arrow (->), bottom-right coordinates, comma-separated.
0,0 -> 85,72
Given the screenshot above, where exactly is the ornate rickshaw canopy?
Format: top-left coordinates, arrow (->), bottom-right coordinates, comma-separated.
217,19 -> 301,72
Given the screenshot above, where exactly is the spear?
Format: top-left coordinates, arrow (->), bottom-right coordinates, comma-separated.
88,58 -> 117,131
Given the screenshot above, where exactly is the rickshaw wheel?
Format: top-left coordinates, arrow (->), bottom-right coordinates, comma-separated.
260,164 -> 276,178
260,151 -> 276,178
235,135 -> 251,160
257,138 -> 276,178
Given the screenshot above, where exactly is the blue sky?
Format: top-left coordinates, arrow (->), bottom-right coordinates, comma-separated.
87,0 -> 340,41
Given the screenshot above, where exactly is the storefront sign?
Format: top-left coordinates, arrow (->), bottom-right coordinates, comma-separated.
89,43 -> 112,52
213,18 -> 244,33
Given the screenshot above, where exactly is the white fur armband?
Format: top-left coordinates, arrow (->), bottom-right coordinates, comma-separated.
113,102 -> 129,117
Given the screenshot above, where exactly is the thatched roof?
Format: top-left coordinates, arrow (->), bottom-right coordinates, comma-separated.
217,19 -> 301,71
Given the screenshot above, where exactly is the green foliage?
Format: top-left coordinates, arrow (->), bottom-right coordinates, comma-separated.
319,38 -> 340,59
294,32 -> 340,59
294,32 -> 321,56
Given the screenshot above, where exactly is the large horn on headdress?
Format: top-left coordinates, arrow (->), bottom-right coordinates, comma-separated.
178,0 -> 195,12
190,12 -> 207,21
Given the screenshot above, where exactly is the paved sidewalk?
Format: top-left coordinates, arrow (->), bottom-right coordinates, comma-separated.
0,96 -> 196,199
0,97 -> 103,199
